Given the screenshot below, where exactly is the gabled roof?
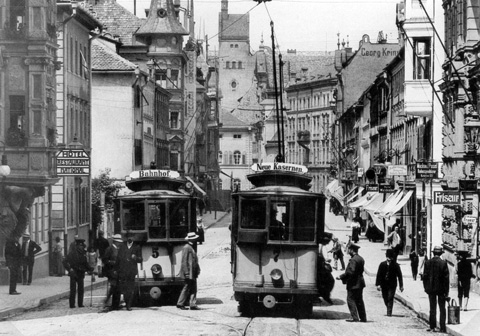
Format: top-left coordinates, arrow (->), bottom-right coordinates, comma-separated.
220,109 -> 249,128
92,38 -> 137,71
135,0 -> 188,37
89,1 -> 145,46
219,13 -> 249,41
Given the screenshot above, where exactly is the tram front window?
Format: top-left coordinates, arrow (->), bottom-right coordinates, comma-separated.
122,200 -> 145,231
170,201 -> 189,238
269,202 -> 289,240
293,198 -> 316,242
148,203 -> 166,238
240,199 -> 266,229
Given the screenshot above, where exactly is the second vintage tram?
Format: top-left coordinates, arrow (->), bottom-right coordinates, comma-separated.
113,169 -> 197,306
230,162 -> 329,317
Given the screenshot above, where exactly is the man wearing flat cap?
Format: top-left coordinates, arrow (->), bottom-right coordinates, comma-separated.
423,245 -> 449,333
375,249 -> 404,316
101,234 -> 123,311
337,243 -> 367,322
116,232 -> 142,311
64,236 -> 92,308
177,232 -> 201,310
21,233 -> 42,285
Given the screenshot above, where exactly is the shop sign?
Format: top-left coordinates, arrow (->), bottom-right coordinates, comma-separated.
462,215 -> 477,226
387,165 -> 408,176
416,162 -> 438,179
379,184 -> 395,193
250,162 -> 308,173
365,184 -> 379,192
433,191 -> 460,205
56,149 -> 90,176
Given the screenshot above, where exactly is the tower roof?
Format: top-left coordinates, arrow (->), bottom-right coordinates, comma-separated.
135,0 -> 188,37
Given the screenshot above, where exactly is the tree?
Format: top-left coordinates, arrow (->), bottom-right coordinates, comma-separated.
91,169 -> 122,233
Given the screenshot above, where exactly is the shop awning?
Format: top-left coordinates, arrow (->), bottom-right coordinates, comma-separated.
367,210 -> 396,233
381,190 -> 414,219
363,193 -> 385,212
346,187 -> 364,204
374,190 -> 403,217
326,179 -> 339,194
342,186 -> 358,201
185,176 -> 207,196
349,192 -> 377,208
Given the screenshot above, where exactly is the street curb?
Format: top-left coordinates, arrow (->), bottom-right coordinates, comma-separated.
0,278 -> 108,321
204,212 -> 229,229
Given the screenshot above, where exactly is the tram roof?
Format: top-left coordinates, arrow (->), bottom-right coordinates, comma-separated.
247,169 -> 313,191
236,185 -> 325,198
117,189 -> 191,199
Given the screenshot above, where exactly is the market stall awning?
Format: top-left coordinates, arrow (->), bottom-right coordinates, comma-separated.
349,192 -> 377,208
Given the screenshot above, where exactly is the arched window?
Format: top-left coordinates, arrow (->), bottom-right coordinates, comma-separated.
232,61 -> 236,69
226,61 -> 230,69
238,61 -> 242,69
218,151 -> 223,164
234,150 -> 241,164
235,44 -> 238,48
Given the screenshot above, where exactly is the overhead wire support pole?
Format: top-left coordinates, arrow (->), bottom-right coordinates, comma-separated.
279,53 -> 286,160
270,20 -> 283,162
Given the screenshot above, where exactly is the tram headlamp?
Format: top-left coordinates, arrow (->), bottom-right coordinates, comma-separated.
270,268 -> 284,288
151,264 -> 163,279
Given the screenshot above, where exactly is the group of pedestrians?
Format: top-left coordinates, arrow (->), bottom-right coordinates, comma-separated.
5,233 -> 42,295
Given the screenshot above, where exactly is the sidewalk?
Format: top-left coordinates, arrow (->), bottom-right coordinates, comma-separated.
0,211 -> 228,321
324,206 -> 480,336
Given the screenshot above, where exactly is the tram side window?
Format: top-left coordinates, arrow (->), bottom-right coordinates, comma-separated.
122,201 -> 145,231
293,198 -> 316,242
240,199 -> 266,229
170,200 -> 189,238
269,202 -> 289,241
148,203 -> 166,238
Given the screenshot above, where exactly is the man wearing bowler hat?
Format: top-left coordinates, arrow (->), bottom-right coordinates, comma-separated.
64,236 -> 92,308
116,231 -> 142,311
102,234 -> 123,311
21,233 -> 42,285
336,243 -> 367,322
177,232 -> 201,310
423,245 -> 449,333
376,249 -> 404,316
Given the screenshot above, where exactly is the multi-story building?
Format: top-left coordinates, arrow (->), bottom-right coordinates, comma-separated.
441,0 -> 480,293
1,0 -> 62,282
285,70 -> 337,193
52,1 -> 102,262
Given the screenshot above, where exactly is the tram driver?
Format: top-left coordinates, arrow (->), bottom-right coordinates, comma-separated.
269,208 -> 287,240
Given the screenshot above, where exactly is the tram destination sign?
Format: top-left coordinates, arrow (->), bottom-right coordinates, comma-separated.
416,162 -> 438,179
250,162 -> 308,173
129,170 -> 180,179
433,191 -> 460,205
56,149 -> 90,176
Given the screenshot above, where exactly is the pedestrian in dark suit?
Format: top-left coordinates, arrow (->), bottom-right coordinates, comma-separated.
21,233 -> 42,285
94,230 -> 110,260
423,245 -> 449,333
5,235 -> 22,295
116,232 -> 142,311
337,243 -> 367,322
375,249 -> 404,316
409,250 -> 419,281
64,236 -> 92,308
177,232 -> 201,310
101,234 -> 123,311
456,251 -> 474,311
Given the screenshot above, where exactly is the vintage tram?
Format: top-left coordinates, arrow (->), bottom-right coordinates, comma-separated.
230,162 -> 329,317
113,169 -> 197,306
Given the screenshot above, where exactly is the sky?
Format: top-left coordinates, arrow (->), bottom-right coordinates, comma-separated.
116,0 -> 400,52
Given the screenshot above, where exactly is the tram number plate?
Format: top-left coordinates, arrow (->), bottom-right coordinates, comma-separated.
152,247 -> 159,258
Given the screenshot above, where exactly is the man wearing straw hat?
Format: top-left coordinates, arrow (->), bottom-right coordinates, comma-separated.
423,245 -> 449,333
177,232 -> 201,310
